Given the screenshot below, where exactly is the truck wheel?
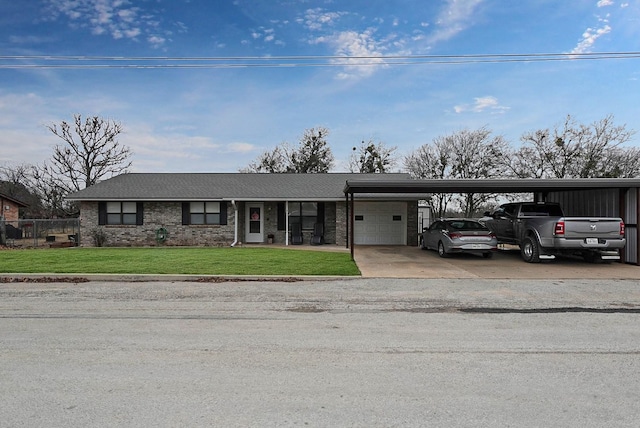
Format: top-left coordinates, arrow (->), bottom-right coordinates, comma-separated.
521,236 -> 541,263
438,241 -> 449,258
583,252 -> 608,264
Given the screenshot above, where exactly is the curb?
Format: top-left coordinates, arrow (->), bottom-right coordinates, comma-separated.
0,273 -> 360,283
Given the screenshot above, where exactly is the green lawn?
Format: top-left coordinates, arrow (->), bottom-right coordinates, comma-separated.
0,247 -> 361,276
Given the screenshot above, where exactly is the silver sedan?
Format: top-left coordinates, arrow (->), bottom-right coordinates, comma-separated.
421,219 -> 498,258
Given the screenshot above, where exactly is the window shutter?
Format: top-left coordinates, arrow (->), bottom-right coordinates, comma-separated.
277,202 -> 286,230
98,202 -> 107,225
136,202 -> 144,225
182,203 -> 190,225
219,202 -> 228,225
317,202 -> 325,224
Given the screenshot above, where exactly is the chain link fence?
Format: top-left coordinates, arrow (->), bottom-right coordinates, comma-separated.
0,218 -> 80,248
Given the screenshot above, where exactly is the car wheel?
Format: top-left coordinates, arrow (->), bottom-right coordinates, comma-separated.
482,252 -> 493,259
437,241 -> 448,258
520,236 -> 541,263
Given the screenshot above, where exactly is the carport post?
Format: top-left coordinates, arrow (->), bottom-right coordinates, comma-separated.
345,192 -> 349,249
350,191 -> 355,260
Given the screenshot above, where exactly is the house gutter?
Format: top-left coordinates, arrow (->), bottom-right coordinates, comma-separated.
230,200 -> 239,247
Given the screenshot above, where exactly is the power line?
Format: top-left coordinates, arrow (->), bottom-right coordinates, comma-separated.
1,52 -> 639,69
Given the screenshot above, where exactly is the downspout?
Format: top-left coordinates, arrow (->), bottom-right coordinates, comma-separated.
230,200 -> 239,247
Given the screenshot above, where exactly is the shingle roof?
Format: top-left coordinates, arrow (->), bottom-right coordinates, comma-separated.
0,192 -> 29,207
66,173 -> 414,201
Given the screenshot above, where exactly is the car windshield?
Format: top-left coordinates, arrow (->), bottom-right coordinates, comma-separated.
447,220 -> 487,231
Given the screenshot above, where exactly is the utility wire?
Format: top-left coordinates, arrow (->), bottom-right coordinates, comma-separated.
1,52 -> 639,69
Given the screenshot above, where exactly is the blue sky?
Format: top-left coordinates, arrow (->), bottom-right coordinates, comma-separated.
1,0 -> 639,173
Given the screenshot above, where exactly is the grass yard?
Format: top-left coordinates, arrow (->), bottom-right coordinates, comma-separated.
0,247 -> 361,276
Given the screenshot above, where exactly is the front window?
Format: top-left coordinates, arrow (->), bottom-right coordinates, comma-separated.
106,201 -> 137,225
289,202 -> 317,230
190,202 -> 221,225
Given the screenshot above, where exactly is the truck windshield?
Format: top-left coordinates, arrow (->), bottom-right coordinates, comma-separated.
520,204 -> 563,216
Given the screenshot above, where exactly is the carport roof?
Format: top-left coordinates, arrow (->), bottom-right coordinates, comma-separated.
344,178 -> 640,194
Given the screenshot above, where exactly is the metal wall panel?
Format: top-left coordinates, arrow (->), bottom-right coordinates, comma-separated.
626,188 -> 638,224
546,189 -> 620,217
547,187 -> 640,265
624,188 -> 639,264
626,226 -> 638,264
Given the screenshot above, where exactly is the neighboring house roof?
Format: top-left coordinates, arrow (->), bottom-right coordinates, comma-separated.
0,192 -> 29,207
66,173 -> 419,202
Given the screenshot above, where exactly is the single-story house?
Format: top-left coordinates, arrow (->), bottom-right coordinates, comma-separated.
0,192 -> 28,223
66,173 -> 421,248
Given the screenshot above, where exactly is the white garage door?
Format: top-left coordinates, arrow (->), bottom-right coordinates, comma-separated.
354,202 -> 407,245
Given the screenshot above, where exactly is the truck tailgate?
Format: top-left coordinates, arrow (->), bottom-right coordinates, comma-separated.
563,218 -> 622,239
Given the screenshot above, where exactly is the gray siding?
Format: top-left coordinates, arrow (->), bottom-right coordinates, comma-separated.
546,189 -> 620,217
624,189 -> 638,264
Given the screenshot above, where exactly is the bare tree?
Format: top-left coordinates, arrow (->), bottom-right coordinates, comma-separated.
404,137 -> 455,217
503,130 -> 547,178
241,145 -> 289,173
0,163 -> 44,218
242,127 -> 334,173
405,127 -> 508,217
34,114 -> 131,216
0,163 -> 30,193
508,115 -> 637,179
349,140 -> 398,173
448,128 -> 509,216
46,114 -> 131,191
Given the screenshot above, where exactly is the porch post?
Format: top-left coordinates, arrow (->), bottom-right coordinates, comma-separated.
285,200 -> 289,246
345,192 -> 349,249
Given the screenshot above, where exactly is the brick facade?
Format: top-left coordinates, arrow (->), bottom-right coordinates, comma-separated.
78,200 -> 415,247
80,201 -> 236,247
0,196 -> 23,223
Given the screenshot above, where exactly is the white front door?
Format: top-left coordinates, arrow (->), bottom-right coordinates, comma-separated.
245,203 -> 264,243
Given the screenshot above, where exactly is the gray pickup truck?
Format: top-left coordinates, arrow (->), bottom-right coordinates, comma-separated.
482,202 -> 626,263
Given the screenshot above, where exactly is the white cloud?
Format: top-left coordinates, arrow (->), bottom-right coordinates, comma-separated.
570,2 -> 615,54
249,27 -> 280,44
454,96 -> 509,114
226,143 -> 256,153
299,8 -> 348,31
429,0 -> 484,44
43,0 -> 169,48
312,29 -> 387,79
571,23 -> 612,54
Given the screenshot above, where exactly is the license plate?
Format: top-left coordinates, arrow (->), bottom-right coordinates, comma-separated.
586,238 -> 598,245
471,244 -> 483,249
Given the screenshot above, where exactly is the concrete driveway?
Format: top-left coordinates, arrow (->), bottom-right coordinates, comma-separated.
354,245 -> 640,279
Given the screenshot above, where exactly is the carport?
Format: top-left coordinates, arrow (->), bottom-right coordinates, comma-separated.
344,178 -> 640,265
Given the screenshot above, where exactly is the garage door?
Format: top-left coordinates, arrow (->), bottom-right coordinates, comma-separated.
354,202 -> 407,245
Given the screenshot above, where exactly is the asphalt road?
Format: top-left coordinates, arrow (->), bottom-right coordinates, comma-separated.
1,278 -> 640,427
